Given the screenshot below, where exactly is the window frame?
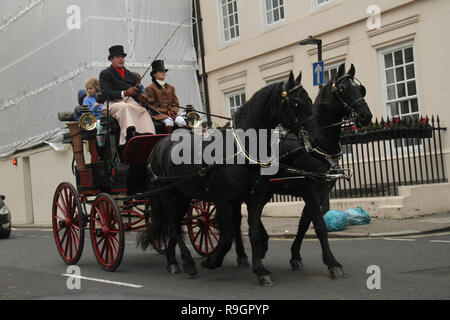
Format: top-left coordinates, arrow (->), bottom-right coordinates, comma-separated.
323,61 -> 346,85
379,41 -> 423,151
266,76 -> 289,86
261,0 -> 286,29
226,89 -> 246,118
378,41 -> 421,121
217,0 -> 241,45
311,0 -> 339,10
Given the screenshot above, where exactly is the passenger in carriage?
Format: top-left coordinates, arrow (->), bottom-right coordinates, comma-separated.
144,60 -> 188,134
82,78 -> 103,119
99,45 -> 156,146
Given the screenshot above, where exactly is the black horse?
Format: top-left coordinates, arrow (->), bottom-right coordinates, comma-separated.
138,71 -> 314,282
233,63 -> 373,284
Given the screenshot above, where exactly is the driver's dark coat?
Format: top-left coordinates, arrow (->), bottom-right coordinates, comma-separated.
99,66 -> 139,101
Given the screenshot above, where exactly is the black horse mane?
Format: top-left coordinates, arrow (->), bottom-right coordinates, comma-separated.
233,83 -> 282,130
311,81 -> 343,154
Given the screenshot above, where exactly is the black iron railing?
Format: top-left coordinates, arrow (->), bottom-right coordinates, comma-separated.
271,115 -> 447,202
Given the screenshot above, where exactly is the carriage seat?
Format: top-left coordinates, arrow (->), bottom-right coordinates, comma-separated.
122,134 -> 170,166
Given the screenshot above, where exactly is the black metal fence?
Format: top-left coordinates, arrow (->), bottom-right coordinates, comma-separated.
271,115 -> 447,202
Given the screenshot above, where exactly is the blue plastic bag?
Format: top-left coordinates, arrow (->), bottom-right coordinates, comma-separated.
323,210 -> 348,231
346,206 -> 371,225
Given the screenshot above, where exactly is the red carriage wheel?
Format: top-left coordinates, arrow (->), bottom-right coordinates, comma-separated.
89,194 -> 125,271
186,200 -> 219,257
52,182 -> 85,265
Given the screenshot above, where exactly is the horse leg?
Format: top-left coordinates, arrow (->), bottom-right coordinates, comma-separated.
166,238 -> 181,274
290,209 -> 310,271
290,191 -> 334,271
303,192 -> 346,279
232,203 -> 249,268
201,202 -> 233,270
247,199 -> 275,286
160,193 -> 197,276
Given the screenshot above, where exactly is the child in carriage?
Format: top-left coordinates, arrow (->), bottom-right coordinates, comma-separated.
82,78 -> 103,119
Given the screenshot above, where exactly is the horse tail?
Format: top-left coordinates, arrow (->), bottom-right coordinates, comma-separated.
137,192 -> 169,250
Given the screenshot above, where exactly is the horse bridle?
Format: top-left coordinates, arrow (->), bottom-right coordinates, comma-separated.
331,74 -> 366,122
280,82 -> 315,134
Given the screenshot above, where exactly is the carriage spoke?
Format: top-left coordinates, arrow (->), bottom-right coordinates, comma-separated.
69,225 -> 80,243
56,201 -> 68,218
109,237 -> 119,257
199,230 -> 204,251
206,229 -> 214,250
210,228 -> 219,242
63,189 -> 70,215
110,233 -> 120,247
203,232 -> 208,252
100,201 -> 108,225
96,235 -> 105,247
66,229 -> 72,259
100,237 -> 108,263
70,227 -> 79,252
60,228 -> 68,246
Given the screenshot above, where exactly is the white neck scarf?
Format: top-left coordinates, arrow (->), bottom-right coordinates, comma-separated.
157,80 -> 166,87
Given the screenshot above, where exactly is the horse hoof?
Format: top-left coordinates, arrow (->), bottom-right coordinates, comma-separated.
329,267 -> 346,279
290,259 -> 304,271
167,264 -> 181,274
183,264 -> 197,276
201,258 -> 218,270
237,257 -> 250,268
258,275 -> 276,287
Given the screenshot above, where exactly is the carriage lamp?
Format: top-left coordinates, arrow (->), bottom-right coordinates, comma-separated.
12,158 -> 17,166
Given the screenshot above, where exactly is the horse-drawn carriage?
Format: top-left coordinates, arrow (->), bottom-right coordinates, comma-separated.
52,96 -> 218,271
52,64 -> 372,285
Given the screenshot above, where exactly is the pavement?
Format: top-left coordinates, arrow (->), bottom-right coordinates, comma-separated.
242,212 -> 450,239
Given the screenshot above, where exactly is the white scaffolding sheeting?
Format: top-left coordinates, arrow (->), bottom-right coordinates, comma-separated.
0,0 -> 202,158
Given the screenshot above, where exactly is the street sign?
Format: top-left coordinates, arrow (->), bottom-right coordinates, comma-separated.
313,61 -> 324,86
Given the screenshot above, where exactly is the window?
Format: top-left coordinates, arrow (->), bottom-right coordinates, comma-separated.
323,62 -> 344,84
316,0 -> 338,7
263,0 -> 285,27
266,76 -> 289,85
381,43 -> 420,147
218,0 -> 240,43
381,44 -> 419,122
226,90 -> 246,117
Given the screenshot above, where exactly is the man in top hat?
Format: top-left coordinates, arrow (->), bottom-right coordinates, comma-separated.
99,45 -> 155,145
145,60 -> 187,134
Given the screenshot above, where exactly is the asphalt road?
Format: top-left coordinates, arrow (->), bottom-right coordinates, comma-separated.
1,228 -> 449,300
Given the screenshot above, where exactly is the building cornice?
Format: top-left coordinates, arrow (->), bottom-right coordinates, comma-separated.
307,37 -> 349,57
217,70 -> 247,85
258,56 -> 294,72
367,14 -> 419,38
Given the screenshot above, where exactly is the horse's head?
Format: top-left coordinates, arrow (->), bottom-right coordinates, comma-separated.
331,63 -> 372,127
278,71 -> 314,133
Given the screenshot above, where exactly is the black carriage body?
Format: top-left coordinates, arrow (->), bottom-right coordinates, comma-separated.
75,115 -> 165,196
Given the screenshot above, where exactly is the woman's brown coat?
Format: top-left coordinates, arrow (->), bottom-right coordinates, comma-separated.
144,81 -> 180,121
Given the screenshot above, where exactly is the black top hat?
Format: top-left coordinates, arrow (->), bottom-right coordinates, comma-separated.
108,45 -> 127,60
151,60 -> 169,76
